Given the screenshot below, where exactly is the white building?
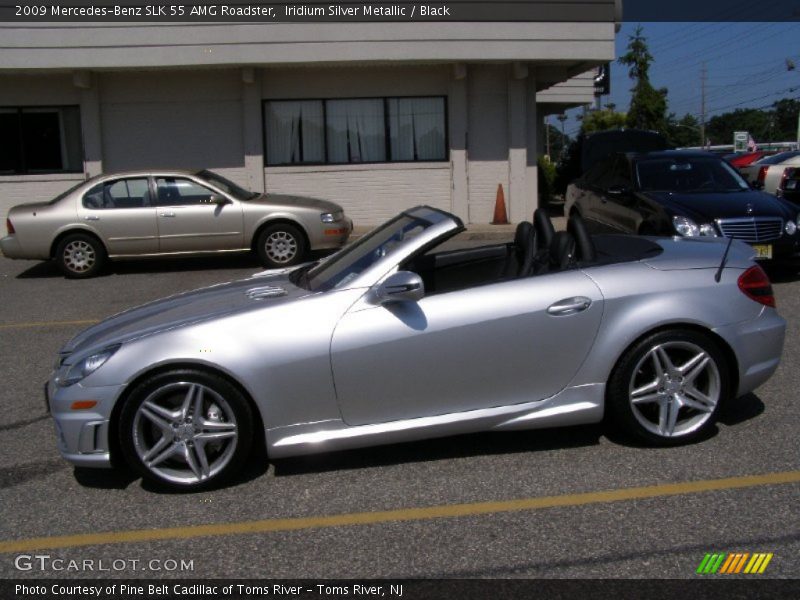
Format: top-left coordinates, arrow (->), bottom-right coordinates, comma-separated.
0,11 -> 617,224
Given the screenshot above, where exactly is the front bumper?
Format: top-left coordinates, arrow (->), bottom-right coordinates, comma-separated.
311,217 -> 353,250
46,375 -> 122,469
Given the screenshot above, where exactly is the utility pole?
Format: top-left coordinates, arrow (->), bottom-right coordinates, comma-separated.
700,62 -> 706,147
557,114 -> 567,158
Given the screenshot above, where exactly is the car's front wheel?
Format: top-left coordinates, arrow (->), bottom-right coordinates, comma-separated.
607,329 -> 730,446
256,223 -> 307,269
55,233 -> 106,278
119,370 -> 254,491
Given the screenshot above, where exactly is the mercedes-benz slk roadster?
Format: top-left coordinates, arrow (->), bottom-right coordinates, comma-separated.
46,207 -> 786,490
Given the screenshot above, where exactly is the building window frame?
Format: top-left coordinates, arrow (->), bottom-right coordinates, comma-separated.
263,96 -> 449,167
0,105 -> 84,176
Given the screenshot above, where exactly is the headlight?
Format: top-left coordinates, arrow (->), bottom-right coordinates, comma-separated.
320,211 -> 343,223
673,215 -> 700,237
786,219 -> 798,236
699,223 -> 718,237
57,345 -> 120,387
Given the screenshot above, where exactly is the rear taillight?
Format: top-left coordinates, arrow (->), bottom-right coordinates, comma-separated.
738,265 -> 775,308
780,167 -> 796,190
755,166 -> 769,188
5,218 -> 14,235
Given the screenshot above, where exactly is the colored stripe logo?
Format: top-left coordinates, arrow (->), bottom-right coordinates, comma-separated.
696,552 -> 773,574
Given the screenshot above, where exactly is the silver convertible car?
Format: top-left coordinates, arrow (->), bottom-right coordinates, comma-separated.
46,207 -> 785,490
1,169 -> 352,277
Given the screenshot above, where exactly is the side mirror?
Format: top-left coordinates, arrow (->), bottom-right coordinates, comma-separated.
373,271 -> 425,304
207,194 -> 231,205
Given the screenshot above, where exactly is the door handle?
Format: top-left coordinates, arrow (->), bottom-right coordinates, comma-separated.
159,211 -> 176,218
547,296 -> 592,316
84,215 -> 99,221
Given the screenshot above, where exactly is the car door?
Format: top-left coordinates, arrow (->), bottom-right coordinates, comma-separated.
77,177 -> 158,255
593,155 -> 641,233
330,270 -> 604,426
155,176 -> 244,253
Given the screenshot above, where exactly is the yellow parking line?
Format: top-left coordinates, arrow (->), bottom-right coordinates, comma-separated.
0,470 -> 798,554
0,319 -> 99,330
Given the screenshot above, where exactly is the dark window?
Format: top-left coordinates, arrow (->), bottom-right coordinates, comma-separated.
156,177 -> 217,206
264,97 -> 447,166
83,178 -> 151,209
0,106 -> 82,175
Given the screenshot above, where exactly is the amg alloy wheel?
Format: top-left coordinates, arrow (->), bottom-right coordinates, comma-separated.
120,370 -> 253,490
256,223 -> 307,269
608,330 -> 729,445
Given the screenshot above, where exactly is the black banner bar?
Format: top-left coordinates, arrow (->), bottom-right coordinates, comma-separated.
3,579 -> 800,600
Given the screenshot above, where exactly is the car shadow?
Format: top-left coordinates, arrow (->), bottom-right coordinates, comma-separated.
15,250 -> 336,279
763,263 -> 800,283
717,392 -> 765,426
272,424 -> 604,477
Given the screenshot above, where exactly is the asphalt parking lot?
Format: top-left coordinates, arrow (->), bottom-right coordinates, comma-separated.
0,242 -> 799,580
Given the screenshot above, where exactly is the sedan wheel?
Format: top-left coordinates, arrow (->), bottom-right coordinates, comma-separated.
55,233 -> 106,278
608,330 -> 729,445
120,371 -> 254,490
256,224 -> 307,269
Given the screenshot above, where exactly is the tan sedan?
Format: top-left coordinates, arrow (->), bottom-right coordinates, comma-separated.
1,169 -> 352,277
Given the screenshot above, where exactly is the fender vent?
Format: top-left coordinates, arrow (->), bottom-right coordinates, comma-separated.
246,286 -> 287,300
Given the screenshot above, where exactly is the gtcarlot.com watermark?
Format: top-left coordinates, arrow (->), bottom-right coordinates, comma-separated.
14,554 -> 194,572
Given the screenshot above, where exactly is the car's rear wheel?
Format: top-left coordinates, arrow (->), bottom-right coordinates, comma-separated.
119,370 -> 254,491
55,233 -> 106,278
607,329 -> 729,446
256,223 -> 307,269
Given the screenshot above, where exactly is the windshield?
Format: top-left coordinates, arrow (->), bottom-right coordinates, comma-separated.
197,169 -> 259,201
754,151 -> 800,166
636,156 -> 750,193
293,210 -> 442,292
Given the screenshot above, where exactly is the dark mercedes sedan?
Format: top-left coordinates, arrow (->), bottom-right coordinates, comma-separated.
565,151 -> 800,262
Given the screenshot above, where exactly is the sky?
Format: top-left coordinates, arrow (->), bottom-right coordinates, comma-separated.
558,21 -> 800,144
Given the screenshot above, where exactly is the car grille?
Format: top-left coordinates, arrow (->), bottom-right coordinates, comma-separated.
716,217 -> 783,243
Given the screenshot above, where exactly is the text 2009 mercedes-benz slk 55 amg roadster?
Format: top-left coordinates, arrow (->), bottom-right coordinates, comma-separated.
46,206 -> 785,490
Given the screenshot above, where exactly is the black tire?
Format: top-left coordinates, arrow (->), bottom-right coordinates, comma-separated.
55,233 -> 106,278
606,329 -> 730,446
119,369 -> 254,491
255,223 -> 307,269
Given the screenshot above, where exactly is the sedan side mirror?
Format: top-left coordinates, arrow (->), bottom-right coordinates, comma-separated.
373,271 -> 425,304
207,194 -> 231,205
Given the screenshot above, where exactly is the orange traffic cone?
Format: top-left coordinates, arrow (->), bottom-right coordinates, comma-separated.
491,183 -> 509,225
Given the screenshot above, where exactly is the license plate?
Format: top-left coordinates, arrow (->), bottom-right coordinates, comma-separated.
787,180 -> 797,189
752,244 -> 773,259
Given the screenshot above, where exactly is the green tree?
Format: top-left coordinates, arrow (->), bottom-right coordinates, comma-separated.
706,108 -> 769,146
772,98 -> 800,141
665,113 -> 701,148
580,108 -> 628,134
619,26 -> 668,133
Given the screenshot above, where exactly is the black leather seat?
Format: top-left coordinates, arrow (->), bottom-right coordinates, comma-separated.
549,231 -> 577,271
502,221 -> 536,278
567,211 -> 597,264
533,208 -> 555,252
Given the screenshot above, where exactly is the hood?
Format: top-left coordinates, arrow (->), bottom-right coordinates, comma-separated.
642,190 -> 795,222
61,272 -> 312,356
248,193 -> 341,213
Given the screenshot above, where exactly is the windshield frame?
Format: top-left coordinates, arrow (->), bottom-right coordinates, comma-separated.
634,155 -> 751,193
197,169 -> 259,201
294,206 -> 462,293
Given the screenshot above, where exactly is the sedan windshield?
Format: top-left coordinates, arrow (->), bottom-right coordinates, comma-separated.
293,209 -> 445,292
197,169 -> 259,201
636,156 -> 750,193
